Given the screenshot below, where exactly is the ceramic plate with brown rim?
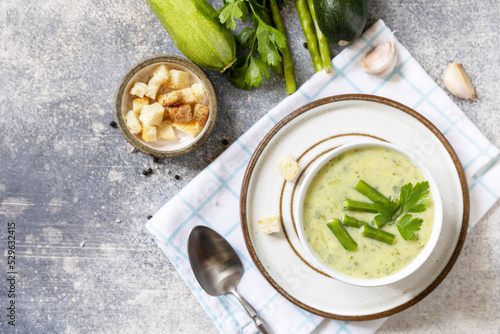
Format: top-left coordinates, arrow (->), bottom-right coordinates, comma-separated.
240,94 -> 469,320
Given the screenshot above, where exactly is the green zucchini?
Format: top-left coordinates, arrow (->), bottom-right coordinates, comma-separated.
313,0 -> 367,45
145,0 -> 236,72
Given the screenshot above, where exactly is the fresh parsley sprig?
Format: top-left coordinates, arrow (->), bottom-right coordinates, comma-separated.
396,214 -> 423,241
399,181 -> 430,214
216,0 -> 293,91
372,199 -> 399,228
394,181 -> 429,240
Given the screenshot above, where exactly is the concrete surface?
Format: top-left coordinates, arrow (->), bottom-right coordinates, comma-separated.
0,0 -> 499,333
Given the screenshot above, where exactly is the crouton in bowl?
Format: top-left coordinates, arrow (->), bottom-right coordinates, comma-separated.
115,55 -> 217,157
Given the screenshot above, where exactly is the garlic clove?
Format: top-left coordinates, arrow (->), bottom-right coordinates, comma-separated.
361,34 -> 397,75
443,63 -> 475,100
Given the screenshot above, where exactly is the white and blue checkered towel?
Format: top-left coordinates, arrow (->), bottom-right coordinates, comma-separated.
147,20 -> 500,334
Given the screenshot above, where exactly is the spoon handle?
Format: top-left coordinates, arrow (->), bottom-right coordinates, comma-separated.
229,289 -> 272,334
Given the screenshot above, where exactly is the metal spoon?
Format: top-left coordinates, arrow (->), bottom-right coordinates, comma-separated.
188,225 -> 272,334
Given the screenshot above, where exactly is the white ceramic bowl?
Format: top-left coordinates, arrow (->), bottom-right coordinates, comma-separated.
295,140 -> 443,287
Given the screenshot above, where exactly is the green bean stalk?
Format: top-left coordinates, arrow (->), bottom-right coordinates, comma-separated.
343,199 -> 378,213
269,0 -> 297,94
306,0 -> 332,73
342,215 -> 365,228
354,180 -> 391,205
360,224 -> 396,245
327,219 -> 358,251
295,0 -> 323,71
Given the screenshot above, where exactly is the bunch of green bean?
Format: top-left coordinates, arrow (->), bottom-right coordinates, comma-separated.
326,180 -> 399,251
327,215 -> 396,252
295,0 -> 332,73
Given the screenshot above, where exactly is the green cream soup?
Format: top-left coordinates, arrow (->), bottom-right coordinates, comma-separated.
302,147 -> 434,279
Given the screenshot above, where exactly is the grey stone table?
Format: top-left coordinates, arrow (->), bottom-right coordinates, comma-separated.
1,0 -> 499,333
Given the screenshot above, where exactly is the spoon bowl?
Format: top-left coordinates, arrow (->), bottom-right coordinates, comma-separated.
187,225 -> 243,296
188,226 -> 272,334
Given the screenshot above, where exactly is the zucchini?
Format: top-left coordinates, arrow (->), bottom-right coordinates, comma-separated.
313,0 -> 367,45
145,0 -> 236,72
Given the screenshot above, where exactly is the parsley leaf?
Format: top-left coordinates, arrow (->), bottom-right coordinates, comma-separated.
228,55 -> 270,90
395,214 -> 423,241
235,27 -> 255,49
372,198 -> 399,228
399,181 -> 430,214
255,16 -> 287,66
216,0 -> 248,30
246,56 -> 270,87
228,56 -> 251,89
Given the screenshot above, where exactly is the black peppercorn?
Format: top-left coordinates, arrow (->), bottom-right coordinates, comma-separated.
147,215 -> 153,220
109,121 -> 118,128
174,175 -> 181,180
303,42 -> 308,49
222,139 -> 229,145
142,168 -> 153,176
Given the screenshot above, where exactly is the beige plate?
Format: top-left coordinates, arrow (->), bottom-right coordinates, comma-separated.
114,55 -> 217,157
240,95 -> 469,320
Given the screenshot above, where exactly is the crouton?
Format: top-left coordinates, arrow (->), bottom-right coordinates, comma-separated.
129,81 -> 148,98
258,217 -> 281,234
157,120 -> 176,140
191,83 -> 207,103
277,154 -> 300,182
171,120 -> 202,137
145,65 -> 169,99
163,70 -> 190,90
193,104 -> 210,126
132,97 -> 150,115
168,103 -> 192,123
158,90 -> 182,107
139,102 -> 164,127
177,87 -> 195,104
142,126 -> 157,142
125,110 -> 142,135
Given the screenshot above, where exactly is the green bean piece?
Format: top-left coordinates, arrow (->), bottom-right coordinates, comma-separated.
306,0 -> 332,73
327,219 -> 358,251
270,62 -> 283,74
342,215 -> 365,228
360,224 -> 396,245
355,180 -> 390,204
343,200 -> 379,213
295,0 -> 323,72
372,214 -> 392,228
269,0 -> 297,94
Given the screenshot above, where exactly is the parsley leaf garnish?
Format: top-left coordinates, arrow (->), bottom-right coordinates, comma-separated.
395,214 -> 423,241
372,199 -> 399,228
399,181 -> 430,214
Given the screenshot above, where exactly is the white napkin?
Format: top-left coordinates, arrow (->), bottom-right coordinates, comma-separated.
147,20 -> 500,334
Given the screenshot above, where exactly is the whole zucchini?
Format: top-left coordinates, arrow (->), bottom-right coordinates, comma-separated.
313,0 -> 367,45
145,0 -> 236,72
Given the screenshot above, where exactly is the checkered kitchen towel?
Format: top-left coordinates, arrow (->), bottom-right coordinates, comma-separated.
146,20 -> 500,334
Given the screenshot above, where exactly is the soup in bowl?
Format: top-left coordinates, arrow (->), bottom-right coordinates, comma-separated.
295,141 -> 443,287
